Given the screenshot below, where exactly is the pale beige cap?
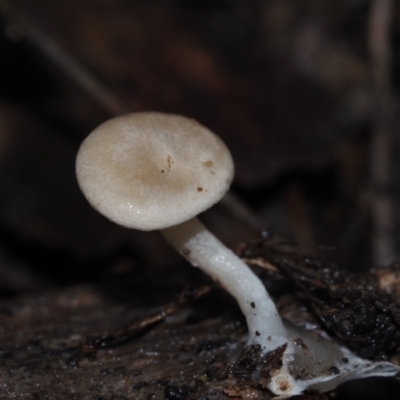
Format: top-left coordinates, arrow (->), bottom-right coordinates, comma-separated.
76,112 -> 234,230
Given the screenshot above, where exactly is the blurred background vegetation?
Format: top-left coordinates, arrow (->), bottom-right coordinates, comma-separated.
0,0 -> 399,298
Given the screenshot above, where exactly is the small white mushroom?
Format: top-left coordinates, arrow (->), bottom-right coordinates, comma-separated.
76,112 -> 400,397
76,112 -> 288,350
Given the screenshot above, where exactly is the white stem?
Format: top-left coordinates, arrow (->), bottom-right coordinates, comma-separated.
161,217 -> 288,350
162,218 -> 400,397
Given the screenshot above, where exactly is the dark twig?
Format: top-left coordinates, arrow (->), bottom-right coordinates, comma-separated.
79,284 -> 211,358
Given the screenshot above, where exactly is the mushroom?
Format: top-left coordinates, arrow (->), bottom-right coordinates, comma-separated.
76,112 -> 287,349
76,112 -> 400,397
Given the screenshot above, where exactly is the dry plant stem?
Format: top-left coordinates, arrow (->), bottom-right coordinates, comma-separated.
24,25 -> 129,116
83,285 -> 211,351
0,1 -> 129,116
221,192 -> 266,232
368,0 -> 395,266
161,217 -> 288,349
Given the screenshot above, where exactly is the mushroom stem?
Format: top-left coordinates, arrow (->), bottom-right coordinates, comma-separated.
163,218 -> 400,395
161,217 -> 288,350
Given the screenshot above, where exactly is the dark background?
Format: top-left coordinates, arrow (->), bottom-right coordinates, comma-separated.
0,1 -> 400,398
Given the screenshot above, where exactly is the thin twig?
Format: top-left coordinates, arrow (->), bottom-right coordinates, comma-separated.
0,1 -> 129,116
80,285 -> 211,355
221,192 -> 266,232
24,24 -> 131,116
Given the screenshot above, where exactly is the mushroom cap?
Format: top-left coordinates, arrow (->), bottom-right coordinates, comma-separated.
76,112 -> 234,231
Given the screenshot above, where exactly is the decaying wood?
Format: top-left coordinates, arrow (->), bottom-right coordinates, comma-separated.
0,283 -> 248,400
241,237 -> 400,362
0,279 -> 326,400
1,250 -> 400,399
